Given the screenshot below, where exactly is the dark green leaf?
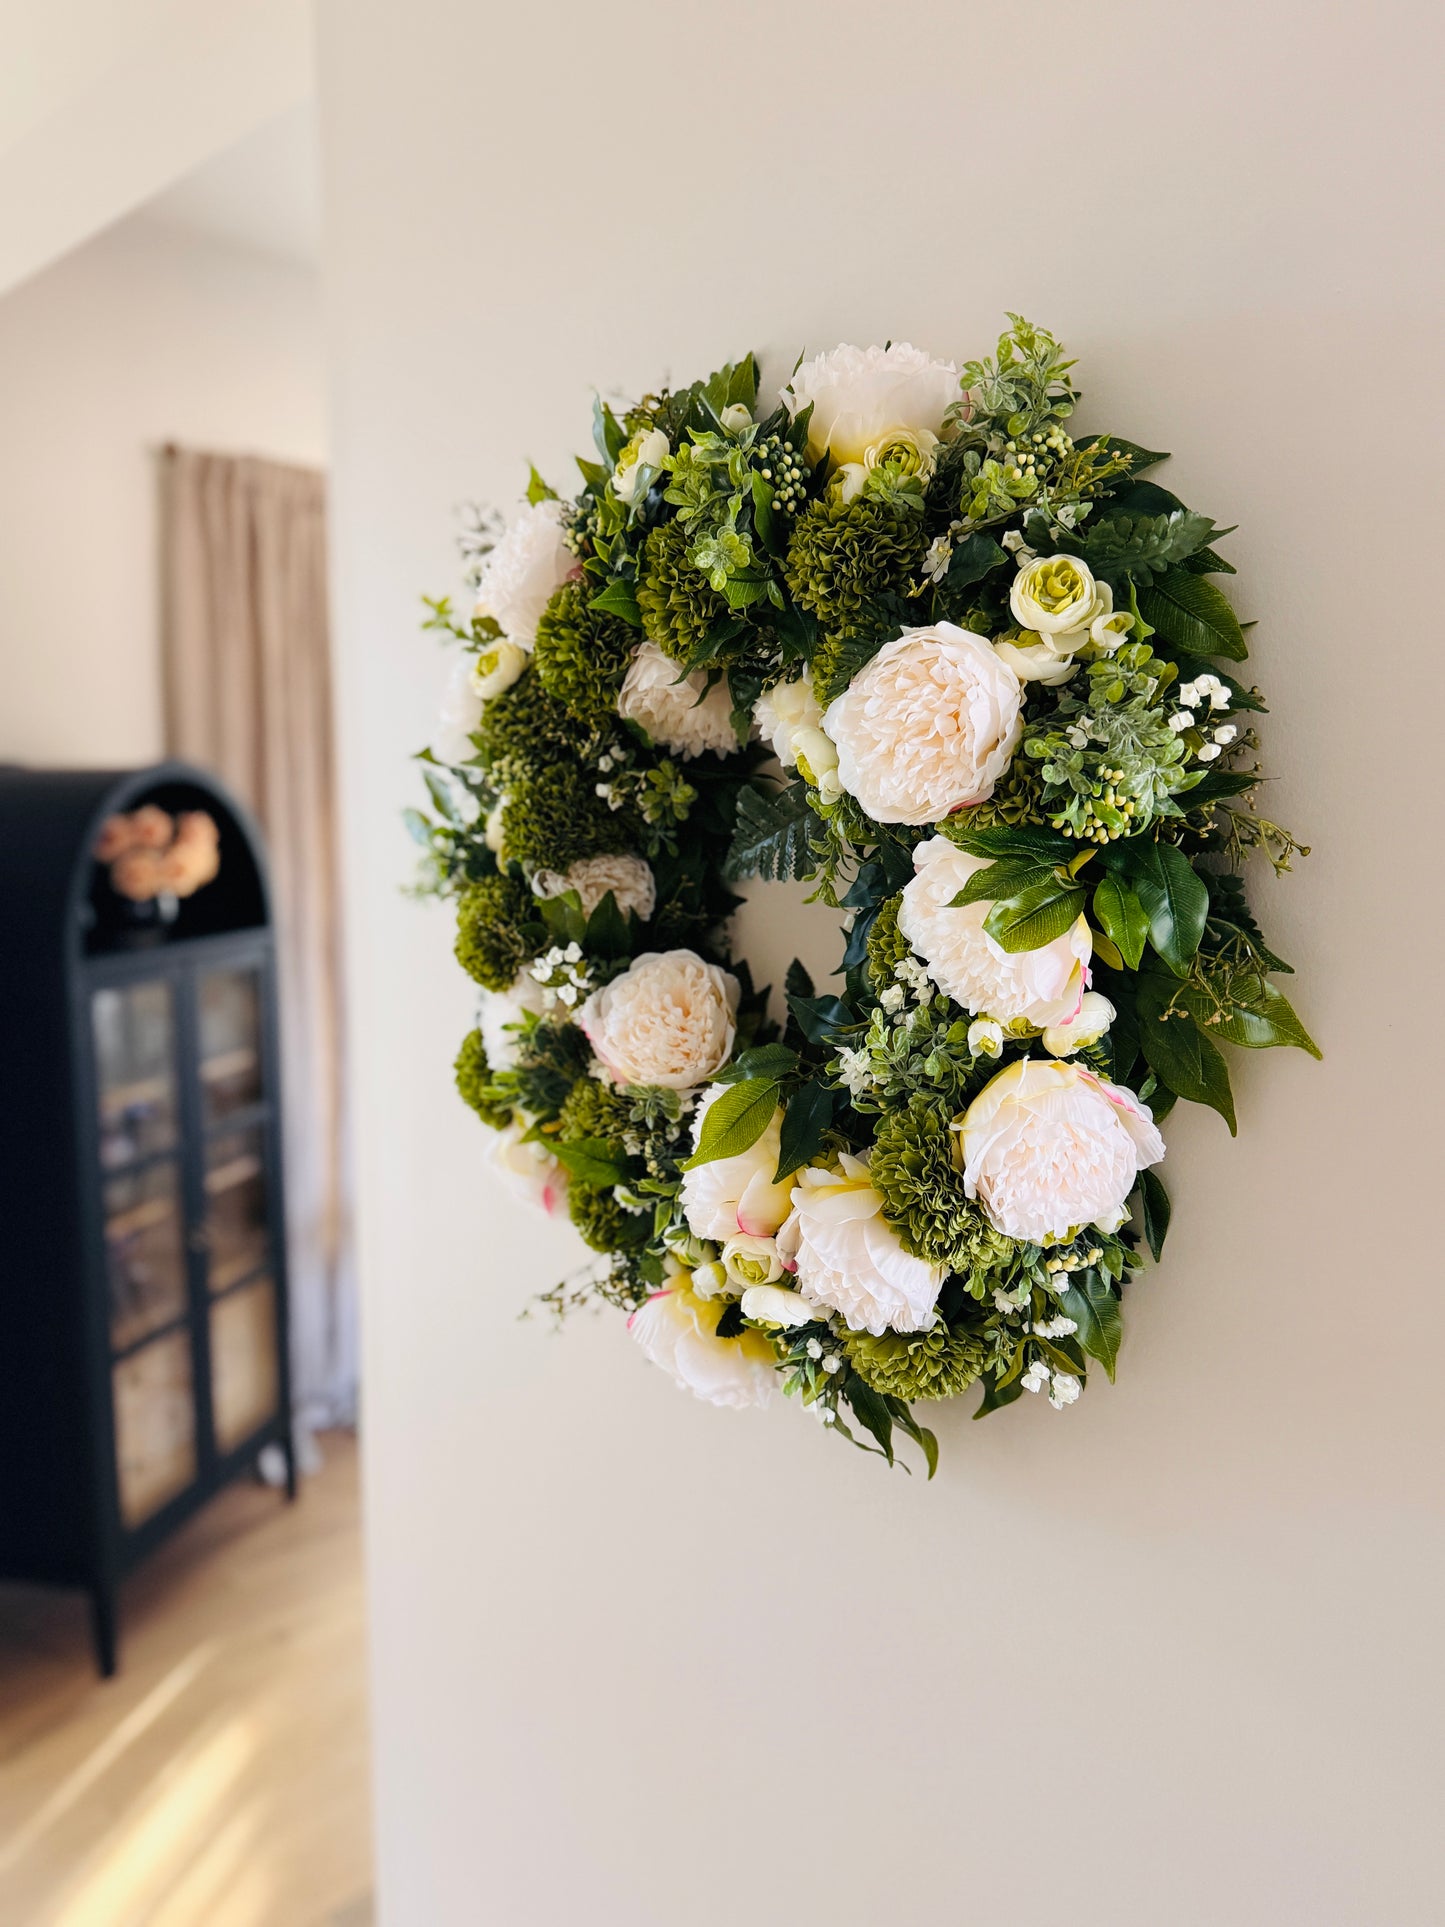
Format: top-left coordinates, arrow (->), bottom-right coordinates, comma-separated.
1137,1167 -> 1171,1262
1060,1275 -> 1124,1382
973,1366 -> 1026,1419
982,880 -> 1086,953
787,993 -> 851,1045
843,1381 -> 896,1466
1181,980 -> 1321,1057
589,578 -> 643,628
583,889 -> 631,961
724,1044 -> 800,1084
714,1299 -> 746,1338
1137,980 -> 1237,1132
887,1398 -> 939,1479
944,530 -> 1008,591
680,1078 -> 779,1169
1086,435 -> 1170,473
1137,569 -> 1248,661
784,958 -> 814,1001
1129,843 -> 1208,973
949,858 -> 1054,909
723,783 -> 815,883
776,1080 -> 835,1181
552,1138 -> 626,1188
1092,873 -> 1150,971
1077,507 -> 1218,587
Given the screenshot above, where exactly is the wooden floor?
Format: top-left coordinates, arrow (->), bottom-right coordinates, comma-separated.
0,1432 -> 373,1926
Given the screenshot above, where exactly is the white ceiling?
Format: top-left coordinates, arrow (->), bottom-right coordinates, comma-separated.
134,101 -> 321,268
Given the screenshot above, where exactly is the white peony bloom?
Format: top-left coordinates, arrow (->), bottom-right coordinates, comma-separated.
898,837 -> 1091,1028
486,1120 -> 568,1217
679,1087 -> 793,1239
721,1234 -> 785,1289
1043,991 -> 1116,1058
628,1283 -> 777,1409
618,642 -> 738,760
782,342 -> 960,468
776,1154 -> 944,1336
739,1283 -> 817,1328
478,972 -> 553,1072
432,656 -> 483,765
823,624 -> 1024,825
1009,554 -> 1103,636
958,1058 -> 1165,1245
469,638 -> 528,701
753,674 -> 824,767
531,852 -> 656,922
613,427 -> 670,505
579,950 -> 738,1091
473,499 -> 575,649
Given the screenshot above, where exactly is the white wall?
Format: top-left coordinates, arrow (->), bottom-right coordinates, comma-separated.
0,216 -> 325,768
317,4 -> 1445,1922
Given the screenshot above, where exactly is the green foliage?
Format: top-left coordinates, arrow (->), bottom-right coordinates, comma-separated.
636,518 -> 731,662
499,1017 -> 592,1126
453,1028 -> 512,1129
841,1321 -> 988,1402
870,1096 -> 1016,1280
502,763 -> 635,871
532,579 -> 637,726
1137,568 -> 1248,660
569,1181 -> 649,1254
864,892 -> 909,992
472,666 -> 578,779
723,780 -> 818,883
454,873 -> 538,992
681,1078 -> 779,1169
557,1074 -> 633,1153
784,495 -> 927,648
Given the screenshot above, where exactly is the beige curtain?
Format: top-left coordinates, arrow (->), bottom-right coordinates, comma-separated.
160,447 -> 355,1428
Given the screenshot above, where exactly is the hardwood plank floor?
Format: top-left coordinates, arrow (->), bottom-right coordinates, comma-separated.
0,1432 -> 372,1926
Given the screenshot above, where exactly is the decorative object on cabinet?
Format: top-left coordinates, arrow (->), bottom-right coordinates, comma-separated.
0,761 -> 295,1674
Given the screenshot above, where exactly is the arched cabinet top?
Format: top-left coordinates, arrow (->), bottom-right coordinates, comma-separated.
0,761 -> 270,966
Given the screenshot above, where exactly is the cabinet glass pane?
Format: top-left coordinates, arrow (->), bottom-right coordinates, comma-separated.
113,1332 -> 195,1527
210,1277 -> 279,1454
199,967 -> 263,1122
92,981 -> 177,1168
204,1124 -> 268,1293
103,1158 -> 187,1351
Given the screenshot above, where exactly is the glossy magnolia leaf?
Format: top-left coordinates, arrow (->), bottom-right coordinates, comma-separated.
1092,873 -> 1150,971
1137,982 -> 1237,1133
949,858 -> 1054,910
1137,1167 -> 1171,1262
679,1078 -> 779,1170
982,879 -> 1086,953
551,1137 -> 626,1189
1137,569 -> 1248,661
1182,981 -> 1321,1057
1059,1274 -> 1124,1382
1129,843 -> 1208,973
944,530 -> 1008,592
787,992 -> 851,1046
973,1363 -> 1027,1419
776,1079 -> 835,1181
721,1043 -> 800,1085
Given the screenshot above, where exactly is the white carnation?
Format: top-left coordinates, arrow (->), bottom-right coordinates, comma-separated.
431,655 -> 483,766
958,1058 -> 1165,1245
485,1120 -> 568,1217
628,1283 -> 777,1409
824,625 -> 1024,826
578,949 -> 738,1090
776,1154 -> 944,1336
531,853 -> 656,921
477,972 -> 553,1072
473,499 -> 575,649
753,673 -> 824,767
898,837 -> 1091,1028
617,642 -> 738,760
679,1087 -> 793,1240
782,342 -> 960,468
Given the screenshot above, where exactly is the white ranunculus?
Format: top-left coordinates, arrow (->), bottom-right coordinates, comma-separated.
898,837 -> 1091,1028
721,1234 -> 784,1289
483,801 -> 507,853
739,1283 -> 817,1328
753,673 -> 824,767
719,403 -> 753,436
958,1058 -> 1165,1245
473,499 -> 575,649
776,1154 -> 944,1336
1043,991 -> 1116,1058
478,972 -> 554,1071
782,342 -> 960,468
1009,553 -> 1103,636
968,1017 -> 1005,1058
531,853 -> 656,922
823,624 -> 1024,825
791,725 -> 843,806
469,638 -> 528,701
486,1120 -> 568,1217
613,427 -> 670,505
679,1088 -> 793,1239
617,642 -> 739,760
579,950 -> 739,1091
432,656 -> 484,765
628,1283 -> 777,1409
992,634 -> 1081,687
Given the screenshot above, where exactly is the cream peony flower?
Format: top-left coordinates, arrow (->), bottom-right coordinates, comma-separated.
473,499 -> 575,648
898,838 -> 1091,1028
957,1058 -> 1165,1245
432,655 -> 483,765
782,342 -> 960,468
776,1154 -> 944,1336
617,642 -> 738,760
679,1087 -> 793,1239
823,624 -> 1024,825
1043,990 -> 1115,1058
739,1283 -> 817,1328
469,638 -> 528,701
613,427 -> 670,505
531,852 -> 656,922
486,1120 -> 568,1217
579,950 -> 739,1090
628,1282 -> 777,1409
753,673 -> 824,767
478,972 -> 553,1072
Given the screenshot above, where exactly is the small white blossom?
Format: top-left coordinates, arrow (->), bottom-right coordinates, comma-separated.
1021,1359 -> 1051,1395
1178,680 -> 1201,706
1048,1372 -> 1082,1410
893,955 -> 933,998
1196,742 -> 1222,762
822,1354 -> 842,1374
1001,528 -> 1038,561
922,534 -> 954,583
1032,1315 -> 1079,1339
557,984 -> 578,1007
1169,709 -> 1195,733
880,983 -> 906,1013
968,1017 -> 1006,1059
1213,723 -> 1238,745
834,1045 -> 873,1098
805,1337 -> 823,1360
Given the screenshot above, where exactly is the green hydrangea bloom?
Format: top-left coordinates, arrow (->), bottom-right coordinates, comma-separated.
841,1321 -> 987,1401
454,872 -> 537,992
871,1094 -> 1015,1276
557,1073 -> 633,1152
784,495 -> 927,644
637,518 -> 729,663
532,579 -> 637,727
569,1182 -> 648,1254
472,665 -> 576,779
501,763 -> 634,871
865,893 -> 910,993
454,1028 -> 512,1128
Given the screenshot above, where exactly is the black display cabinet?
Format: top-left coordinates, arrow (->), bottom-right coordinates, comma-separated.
0,761 -> 295,1675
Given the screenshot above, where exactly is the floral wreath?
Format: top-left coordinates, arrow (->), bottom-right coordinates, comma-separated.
411,317 -> 1316,1475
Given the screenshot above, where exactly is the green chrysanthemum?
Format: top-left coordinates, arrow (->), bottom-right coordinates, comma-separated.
636,518 -> 729,663
871,1095 -> 1015,1276
454,872 -> 538,992
841,1321 -> 987,1401
472,664 -> 576,779
569,1182 -> 648,1254
865,892 -> 910,993
454,1028 -> 512,1128
501,763 -> 635,872
557,1073 -> 633,1152
784,495 -> 927,644
532,579 -> 637,727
